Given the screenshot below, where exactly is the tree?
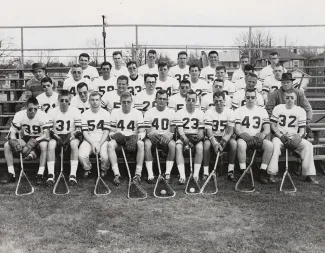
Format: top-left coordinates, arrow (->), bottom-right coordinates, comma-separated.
35,50 -> 58,67
187,51 -> 202,68
123,43 -> 146,66
298,47 -> 319,60
156,52 -> 174,67
86,38 -> 102,67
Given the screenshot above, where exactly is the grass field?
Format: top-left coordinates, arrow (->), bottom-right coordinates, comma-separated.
1,171 -> 325,253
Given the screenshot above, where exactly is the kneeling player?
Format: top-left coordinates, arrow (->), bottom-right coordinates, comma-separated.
46,90 -> 82,186
268,89 -> 318,184
203,91 -> 237,182
144,89 -> 176,183
235,89 -> 273,184
174,90 -> 205,184
1,97 -> 50,185
107,92 -> 146,186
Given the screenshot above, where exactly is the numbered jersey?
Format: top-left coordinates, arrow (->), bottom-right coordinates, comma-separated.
47,107 -> 82,134
201,92 -> 232,112
156,77 -> 179,96
81,108 -> 110,142
144,107 -> 175,133
67,65 -> 99,81
200,65 -> 228,83
63,78 -> 92,96
271,104 -> 306,134
110,108 -> 144,136
70,95 -> 90,114
174,108 -> 205,135
93,76 -> 117,96
262,75 -> 281,93
110,66 -> 129,78
138,64 -> 159,77
10,110 -> 51,137
36,92 -> 58,113
128,75 -> 144,96
189,79 -> 210,97
101,91 -> 134,111
204,107 -> 235,137
134,90 -> 157,113
232,89 -> 264,109
169,65 -> 190,84
234,78 -> 263,92
168,93 -> 200,112
235,106 -> 270,136
223,80 -> 236,98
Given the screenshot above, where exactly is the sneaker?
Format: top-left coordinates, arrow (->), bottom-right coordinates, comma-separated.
100,170 -> 107,178
178,177 -> 186,185
69,175 -> 77,186
258,170 -> 268,185
147,177 -> 156,184
202,174 -> 209,181
82,170 -> 91,179
0,173 -> 16,184
305,176 -> 319,185
164,174 -> 171,184
114,175 -> 122,186
46,174 -> 55,187
36,174 -> 44,186
269,175 -> 276,184
227,172 -> 236,182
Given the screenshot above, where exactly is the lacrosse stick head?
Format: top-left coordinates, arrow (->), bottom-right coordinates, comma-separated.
53,172 -> 69,195
153,175 -> 176,198
200,172 -> 218,195
280,148 -> 297,193
94,177 -> 111,196
235,166 -> 255,193
185,174 -> 201,195
128,180 -> 147,200
15,169 -> 34,196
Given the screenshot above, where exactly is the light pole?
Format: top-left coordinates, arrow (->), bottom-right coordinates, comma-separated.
102,15 -> 107,62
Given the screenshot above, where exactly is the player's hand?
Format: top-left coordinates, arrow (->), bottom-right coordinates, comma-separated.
138,132 -> 146,141
212,141 -> 221,154
286,133 -> 295,139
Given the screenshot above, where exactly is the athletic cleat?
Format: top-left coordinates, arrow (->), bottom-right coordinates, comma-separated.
227,172 -> 236,182
146,177 -> 156,184
178,177 -> 186,185
305,176 -> 319,185
82,170 -> 91,179
133,174 -> 141,183
269,175 -> 276,184
202,174 -> 209,181
100,170 -> 107,178
113,175 -> 122,186
164,174 -> 171,184
69,175 -> 77,186
46,174 -> 55,187
258,170 -> 268,185
0,173 -> 16,184
36,174 -> 44,186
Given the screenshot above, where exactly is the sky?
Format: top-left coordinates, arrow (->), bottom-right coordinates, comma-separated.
0,0 -> 324,64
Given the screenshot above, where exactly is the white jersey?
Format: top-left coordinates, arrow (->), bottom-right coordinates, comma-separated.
189,79 -> 210,96
204,107 -> 235,137
70,95 -> 90,114
232,89 -> 264,109
134,90 -> 157,113
232,68 -> 245,83
169,65 -> 190,84
10,110 -> 51,137
67,65 -> 99,81
201,92 -> 232,112
93,76 -> 117,96
128,75 -> 144,96
174,108 -> 205,135
110,108 -> 144,136
200,65 -> 228,83
234,78 -> 262,92
138,64 -> 159,77
271,104 -> 306,134
262,75 -> 281,93
144,107 -> 176,133
156,76 -> 179,96
168,93 -> 200,112
36,92 -> 58,113
47,106 -> 82,134
259,65 -> 287,80
63,78 -> 92,96
110,66 -> 129,78
223,80 -> 236,98
81,108 -> 110,142
235,106 -> 270,136
101,91 -> 124,111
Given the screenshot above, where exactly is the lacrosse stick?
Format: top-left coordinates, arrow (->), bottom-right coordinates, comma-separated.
235,149 -> 256,193
153,148 -> 176,198
185,147 -> 201,194
121,146 -> 147,200
200,152 -> 220,195
280,148 -> 297,193
94,153 -> 111,196
15,132 -> 34,196
53,147 -> 69,195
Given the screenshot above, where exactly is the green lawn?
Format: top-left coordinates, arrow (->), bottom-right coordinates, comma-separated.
0,173 -> 325,253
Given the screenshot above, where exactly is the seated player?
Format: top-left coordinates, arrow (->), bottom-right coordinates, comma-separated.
156,61 -> 179,96
188,64 -> 210,97
107,92 -> 146,186
93,61 -> 117,96
203,91 -> 237,182
234,64 -> 262,92
215,66 -> 235,98
63,64 -> 92,97
144,89 -> 176,183
46,90 -> 82,186
36,77 -> 58,113
70,82 -> 91,114
201,79 -> 232,112
169,80 -> 199,111
235,89 -> 273,184
134,74 -> 157,113
127,61 -> 144,96
268,89 -> 318,184
261,63 -> 284,104
174,90 -> 205,183
1,97 -> 50,185
78,91 -> 110,179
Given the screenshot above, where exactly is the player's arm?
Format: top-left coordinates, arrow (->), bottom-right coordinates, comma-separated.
25,81 -> 32,99
265,91 -> 278,118
37,113 -> 51,141
297,90 -> 313,122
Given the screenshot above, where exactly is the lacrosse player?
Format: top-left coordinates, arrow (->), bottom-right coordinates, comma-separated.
262,63 -> 284,95
200,51 -> 228,83
231,55 -> 249,83
110,51 -> 129,78
169,51 -> 190,84
174,90 -> 205,184
46,90 -> 82,186
235,88 -> 273,184
93,61 -> 117,96
25,63 -> 47,99
259,51 -> 286,81
36,77 -> 58,113
63,64 -> 92,96
234,65 -> 262,93
268,89 -> 318,184
66,53 -> 99,81
203,91 -> 237,182
215,66 -> 235,98
127,61 -> 144,96
108,92 -> 146,186
144,89 -> 176,183
188,64 -> 210,97
78,91 -> 110,179
1,97 -> 50,185
138,49 -> 159,77
70,82 -> 91,114
134,74 -> 157,113
156,61 -> 179,96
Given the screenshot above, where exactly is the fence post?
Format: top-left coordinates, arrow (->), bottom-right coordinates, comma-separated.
135,25 -> 138,62
248,26 -> 252,63
19,28 -> 24,89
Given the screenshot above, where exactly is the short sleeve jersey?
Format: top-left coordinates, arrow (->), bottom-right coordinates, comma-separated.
134,90 -> 157,112
93,76 -> 117,96
63,78 -> 92,96
128,75 -> 144,96
101,91 -> 122,111
174,108 -> 205,135
67,65 -> 99,81
144,107 -> 175,133
110,66 -> 129,78
262,75 -> 281,93
168,93 -> 200,112
138,64 -> 159,77
204,107 -> 235,137
156,77 -> 179,96
189,79 -> 210,96
70,95 -> 91,114
201,93 -> 232,112
200,65 -> 228,83
36,92 -> 58,113
169,65 -> 190,84
232,89 -> 264,109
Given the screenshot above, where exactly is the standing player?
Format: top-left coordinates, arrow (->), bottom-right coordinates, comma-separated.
156,62 -> 179,96
134,74 -> 157,113
259,51 -> 286,81
216,66 -> 235,97
138,49 -> 159,77
188,64 -> 210,97
79,91 -> 110,179
174,90 -> 205,183
203,91 -> 237,181
63,64 -> 92,96
169,80 -> 200,111
1,98 -> 50,185
235,89 -> 273,184
231,55 -> 250,83
67,53 -> 99,81
25,63 -> 47,99
93,62 -> 117,96
46,90 -> 82,186
110,51 -> 129,78
144,90 -> 176,183
36,77 -> 58,113
169,51 -> 190,84
70,82 -> 91,114
107,92 -> 146,185
234,64 -> 262,92
200,51 -> 228,83
261,63 -> 284,103
127,61 -> 144,96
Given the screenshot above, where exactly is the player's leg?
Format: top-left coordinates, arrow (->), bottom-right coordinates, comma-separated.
46,139 -> 57,186
258,139 -> 273,184
69,139 -> 80,185
227,138 -> 237,182
175,140 -> 186,184
165,140 -> 176,182
202,139 -> 211,180
99,140 -> 110,176
267,137 -> 283,183
193,141 -> 203,181
107,139 -> 121,186
237,139 -> 247,172
37,141 -> 48,186
134,140 -> 144,179
144,139 -> 155,182
1,141 -> 16,183
78,141 -> 93,178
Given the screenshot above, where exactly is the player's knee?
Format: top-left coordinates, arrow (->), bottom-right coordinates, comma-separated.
48,140 -> 56,150
195,142 -> 203,153
229,139 -> 237,150
4,141 -> 10,150
137,140 -> 144,150
168,140 -> 176,150
263,140 -> 273,152
176,143 -> 183,152
39,142 -> 48,152
203,139 -> 211,150
107,141 -> 115,151
70,140 -> 79,150
237,140 -> 246,150
144,139 -> 152,150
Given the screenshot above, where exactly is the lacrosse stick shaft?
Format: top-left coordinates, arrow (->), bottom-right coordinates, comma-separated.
155,147 -> 162,175
189,147 -> 193,173
286,148 -> 288,172
60,147 -> 64,173
249,149 -> 257,167
121,146 -> 131,179
212,152 -> 220,172
96,153 -> 100,176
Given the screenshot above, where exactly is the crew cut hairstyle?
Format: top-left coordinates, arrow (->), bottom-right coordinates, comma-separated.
147,49 -> 157,55
120,91 -> 133,101
178,51 -> 188,58
158,61 -> 168,69
27,97 -> 39,106
240,55 -> 249,60
213,91 -> 225,100
269,51 -> 279,57
208,50 -> 219,57
117,75 -> 129,85
180,79 -> 191,87
189,64 -> 200,71
77,82 -> 88,91
245,88 -> 257,97
186,89 -> 198,99
216,65 -> 226,71
144,74 -> 157,82
101,61 -> 112,69
246,72 -> 258,79
59,89 -> 70,98
155,89 -> 169,98
213,79 -> 224,85
126,61 -> 137,68
41,76 -> 53,84
79,53 -> 90,60
89,91 -> 101,99
72,64 -> 82,69
244,64 -> 255,72
113,51 -> 122,57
